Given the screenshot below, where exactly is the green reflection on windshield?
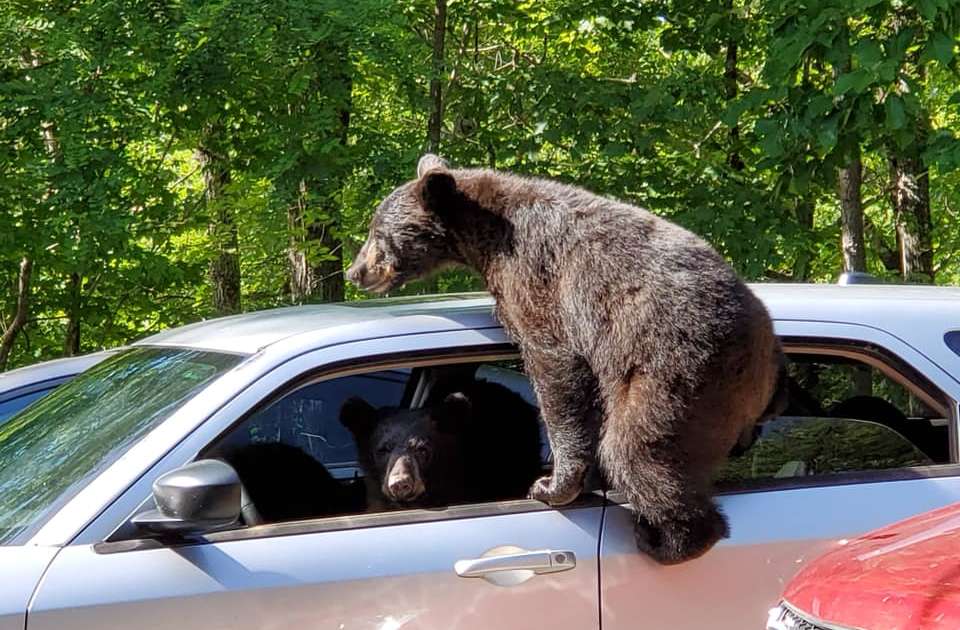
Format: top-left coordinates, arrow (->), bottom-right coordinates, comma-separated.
0,347 -> 241,545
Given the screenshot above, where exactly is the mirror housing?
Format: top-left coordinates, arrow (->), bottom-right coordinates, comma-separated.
133,459 -> 242,536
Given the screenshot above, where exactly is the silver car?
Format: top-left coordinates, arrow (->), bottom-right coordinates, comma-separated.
2,284 -> 960,630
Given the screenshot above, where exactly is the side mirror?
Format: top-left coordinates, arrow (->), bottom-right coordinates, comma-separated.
133,459 -> 243,536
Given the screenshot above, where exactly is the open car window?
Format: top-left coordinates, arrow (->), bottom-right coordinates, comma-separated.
718,349 -> 952,489
200,358 -> 550,528
718,416 -> 933,486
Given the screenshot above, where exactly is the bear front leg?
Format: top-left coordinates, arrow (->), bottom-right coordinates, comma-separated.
525,353 -> 601,507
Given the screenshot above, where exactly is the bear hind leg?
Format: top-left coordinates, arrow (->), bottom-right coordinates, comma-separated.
598,384 -> 729,564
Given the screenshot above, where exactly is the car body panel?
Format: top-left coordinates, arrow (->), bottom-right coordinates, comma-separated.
131,285 -> 960,380
0,547 -> 58,630
602,476 -> 960,630
600,319 -> 960,630
136,295 -> 496,354
781,501 -> 960,630
30,507 -> 601,630
3,286 -> 960,630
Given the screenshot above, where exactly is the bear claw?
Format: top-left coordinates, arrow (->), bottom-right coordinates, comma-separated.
527,474 -> 581,506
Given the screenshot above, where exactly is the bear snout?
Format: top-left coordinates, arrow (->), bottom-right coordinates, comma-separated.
346,245 -> 397,293
345,259 -> 368,286
384,454 -> 425,502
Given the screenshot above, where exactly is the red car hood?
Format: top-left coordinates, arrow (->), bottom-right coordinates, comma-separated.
784,501 -> 960,630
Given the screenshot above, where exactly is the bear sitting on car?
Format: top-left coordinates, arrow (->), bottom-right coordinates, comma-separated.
345,154 -> 787,563
339,379 -> 542,510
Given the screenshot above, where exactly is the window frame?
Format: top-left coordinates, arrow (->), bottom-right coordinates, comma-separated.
90,327 -> 960,550
95,340 -> 605,553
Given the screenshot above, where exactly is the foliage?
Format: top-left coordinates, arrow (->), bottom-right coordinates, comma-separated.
0,0 -> 958,369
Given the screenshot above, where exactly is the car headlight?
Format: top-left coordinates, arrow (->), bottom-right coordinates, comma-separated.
766,601 -> 849,630
767,602 -> 815,630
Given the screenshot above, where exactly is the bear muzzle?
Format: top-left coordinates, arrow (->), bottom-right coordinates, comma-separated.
384,454 -> 426,502
346,258 -> 397,294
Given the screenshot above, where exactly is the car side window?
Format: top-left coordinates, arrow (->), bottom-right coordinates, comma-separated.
210,369 -> 413,477
718,351 -> 951,487
202,359 -> 548,526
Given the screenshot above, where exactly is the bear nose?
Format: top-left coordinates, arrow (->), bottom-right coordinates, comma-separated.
386,455 -> 421,501
346,261 -> 367,286
389,476 -> 414,498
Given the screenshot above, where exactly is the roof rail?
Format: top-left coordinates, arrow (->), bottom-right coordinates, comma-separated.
837,271 -> 882,285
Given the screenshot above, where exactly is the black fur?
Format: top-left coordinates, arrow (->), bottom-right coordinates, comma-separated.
348,155 -> 785,563
340,379 -> 542,510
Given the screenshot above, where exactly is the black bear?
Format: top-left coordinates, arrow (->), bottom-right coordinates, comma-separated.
345,154 -> 787,563
222,442 -> 365,523
339,379 -> 543,510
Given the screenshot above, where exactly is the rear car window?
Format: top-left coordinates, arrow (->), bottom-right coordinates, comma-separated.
0,388 -> 57,426
947,331 -> 960,357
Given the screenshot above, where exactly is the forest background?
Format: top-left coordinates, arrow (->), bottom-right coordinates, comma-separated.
1,0 -> 959,370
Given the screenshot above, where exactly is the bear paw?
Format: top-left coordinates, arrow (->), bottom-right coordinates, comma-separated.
527,474 -> 582,506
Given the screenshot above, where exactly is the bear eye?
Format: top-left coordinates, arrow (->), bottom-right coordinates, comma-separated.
377,444 -> 392,456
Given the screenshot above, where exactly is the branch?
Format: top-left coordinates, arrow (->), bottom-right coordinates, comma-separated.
0,257 -> 33,371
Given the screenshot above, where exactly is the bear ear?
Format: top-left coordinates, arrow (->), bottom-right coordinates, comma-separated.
416,154 -> 457,215
416,153 -> 450,178
339,397 -> 378,437
433,392 -> 472,431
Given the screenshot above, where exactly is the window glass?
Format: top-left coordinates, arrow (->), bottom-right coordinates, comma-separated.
719,353 -> 949,486
718,416 -> 932,484
204,359 -> 548,526
0,348 -> 241,546
947,331 -> 960,358
0,388 -> 56,426
213,368 -> 412,476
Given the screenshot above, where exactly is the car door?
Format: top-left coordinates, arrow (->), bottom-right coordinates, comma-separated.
600,321 -> 960,630
28,332 -> 603,630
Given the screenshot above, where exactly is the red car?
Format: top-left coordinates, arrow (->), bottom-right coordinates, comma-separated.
768,501 -> 960,630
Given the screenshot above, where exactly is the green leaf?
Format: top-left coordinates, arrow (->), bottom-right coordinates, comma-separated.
854,39 -> 883,68
928,31 -> 956,66
885,95 -> 907,130
834,70 -> 873,95
816,114 -> 839,153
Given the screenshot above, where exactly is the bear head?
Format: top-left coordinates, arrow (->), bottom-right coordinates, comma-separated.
346,154 -> 462,294
339,392 -> 472,507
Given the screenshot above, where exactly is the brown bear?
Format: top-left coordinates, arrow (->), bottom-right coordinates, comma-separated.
339,379 -> 543,510
346,154 -> 786,563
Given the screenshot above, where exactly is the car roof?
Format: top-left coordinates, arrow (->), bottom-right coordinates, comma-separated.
132,284 -> 960,356
134,292 -> 497,354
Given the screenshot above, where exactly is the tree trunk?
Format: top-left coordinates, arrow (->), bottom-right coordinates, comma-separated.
886,8 -> 934,284
287,183 -> 346,304
63,271 -> 81,356
0,258 -> 33,371
890,130 -> 934,283
197,130 -> 241,315
427,0 -> 447,155
838,147 -> 867,273
723,36 -> 744,171
792,200 -> 815,280
287,56 -> 351,304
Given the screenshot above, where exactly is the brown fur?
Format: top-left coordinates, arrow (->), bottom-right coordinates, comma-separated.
347,155 -> 786,564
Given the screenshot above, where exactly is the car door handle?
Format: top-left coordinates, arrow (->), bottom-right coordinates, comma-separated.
454,548 -> 576,578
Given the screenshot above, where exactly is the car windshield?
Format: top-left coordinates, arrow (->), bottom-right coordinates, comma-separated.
0,347 -> 241,545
